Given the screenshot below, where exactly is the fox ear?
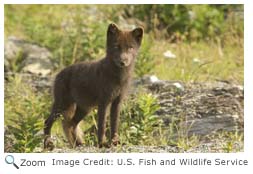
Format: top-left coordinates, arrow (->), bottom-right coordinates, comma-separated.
107,23 -> 120,35
132,27 -> 144,45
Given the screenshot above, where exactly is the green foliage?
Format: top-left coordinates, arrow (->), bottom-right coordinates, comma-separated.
163,112 -> 200,151
153,39 -> 243,84
7,114 -> 44,153
42,91 -> 163,147
135,35 -> 155,77
74,92 -> 163,147
5,4 -> 244,59
4,76 -> 51,152
82,110 -> 99,146
125,4 -> 243,41
5,5 -> 112,67
8,49 -> 25,72
220,131 -> 243,152
5,4 -> 243,82
176,135 -> 200,151
120,92 -> 163,145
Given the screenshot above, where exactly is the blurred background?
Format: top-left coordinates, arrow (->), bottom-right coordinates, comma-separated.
5,4 -> 243,83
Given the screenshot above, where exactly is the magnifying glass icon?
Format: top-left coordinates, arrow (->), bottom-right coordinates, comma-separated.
5,155 -> 19,169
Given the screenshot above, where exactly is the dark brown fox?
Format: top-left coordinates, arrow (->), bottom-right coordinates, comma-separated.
44,23 -> 143,149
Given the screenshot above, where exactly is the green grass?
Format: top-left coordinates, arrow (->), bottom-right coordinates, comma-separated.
152,39 -> 243,84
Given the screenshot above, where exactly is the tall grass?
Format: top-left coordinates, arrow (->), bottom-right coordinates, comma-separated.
152,38 -> 243,84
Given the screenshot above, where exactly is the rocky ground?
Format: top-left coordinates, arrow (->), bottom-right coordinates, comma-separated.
43,140 -> 243,153
140,77 -> 244,137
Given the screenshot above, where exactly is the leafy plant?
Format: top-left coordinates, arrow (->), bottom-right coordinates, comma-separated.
120,92 -> 162,145
4,75 -> 51,152
7,113 -> 44,153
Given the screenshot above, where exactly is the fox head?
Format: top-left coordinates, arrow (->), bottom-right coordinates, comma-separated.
106,23 -> 144,68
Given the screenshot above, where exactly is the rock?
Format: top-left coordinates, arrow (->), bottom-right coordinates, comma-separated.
172,82 -> 184,91
137,75 -> 162,84
4,36 -> 54,76
163,50 -> 176,59
192,57 -> 202,64
141,79 -> 244,137
5,72 -> 53,91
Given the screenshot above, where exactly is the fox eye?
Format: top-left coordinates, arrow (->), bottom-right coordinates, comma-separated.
114,45 -> 120,49
129,46 -> 134,51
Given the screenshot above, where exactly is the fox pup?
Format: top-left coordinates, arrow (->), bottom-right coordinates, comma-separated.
44,23 -> 143,149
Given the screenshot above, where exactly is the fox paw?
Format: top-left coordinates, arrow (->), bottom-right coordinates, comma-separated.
98,142 -> 111,148
44,136 -> 55,151
111,139 -> 120,146
111,135 -> 120,146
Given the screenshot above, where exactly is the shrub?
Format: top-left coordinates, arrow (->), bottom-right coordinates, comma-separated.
120,92 -> 163,145
79,91 -> 163,146
124,4 -> 243,41
6,113 -> 44,153
4,75 -> 51,152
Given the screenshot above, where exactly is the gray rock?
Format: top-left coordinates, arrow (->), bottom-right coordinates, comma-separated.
5,72 -> 53,91
4,36 -> 54,76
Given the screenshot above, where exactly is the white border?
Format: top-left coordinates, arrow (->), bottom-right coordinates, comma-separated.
1,1 -> 252,174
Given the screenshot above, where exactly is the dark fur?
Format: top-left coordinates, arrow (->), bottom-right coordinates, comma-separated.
44,23 -> 143,149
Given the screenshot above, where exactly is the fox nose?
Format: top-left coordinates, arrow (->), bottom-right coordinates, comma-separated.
119,61 -> 125,66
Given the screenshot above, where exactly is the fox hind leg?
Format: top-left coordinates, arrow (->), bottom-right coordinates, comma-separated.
62,106 -> 90,148
44,103 -> 64,150
71,106 -> 89,146
61,103 -> 77,148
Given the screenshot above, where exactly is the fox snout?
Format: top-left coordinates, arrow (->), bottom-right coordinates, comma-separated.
119,58 -> 129,67
119,60 -> 126,67
118,56 -> 132,67
113,55 -> 131,68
